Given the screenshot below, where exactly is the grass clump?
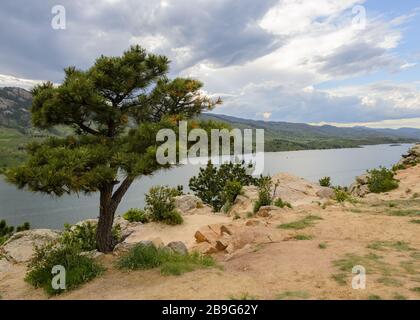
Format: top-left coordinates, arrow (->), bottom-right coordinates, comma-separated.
410,287 -> 420,293
293,234 -> 313,240
387,209 -> 420,217
334,188 -> 352,203
0,219 -> 30,245
276,291 -> 310,300
333,253 -> 394,276
319,176 -> 331,187
277,215 -> 322,230
331,273 -> 347,286
410,219 -> 420,224
368,294 -> 382,300
377,277 -> 402,287
367,241 -> 414,252
318,242 -> 327,249
274,198 -> 292,209
25,243 -> 104,295
367,167 -> 399,193
229,292 -> 258,300
117,243 -> 215,276
123,208 -> 149,223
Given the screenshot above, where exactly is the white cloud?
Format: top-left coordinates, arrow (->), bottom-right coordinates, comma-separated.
0,74 -> 44,90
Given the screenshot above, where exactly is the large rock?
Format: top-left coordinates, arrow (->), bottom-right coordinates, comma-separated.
315,187 -> 335,199
349,173 -> 371,197
256,206 -> 279,217
227,186 -> 258,218
192,242 -> 218,255
0,229 -> 60,263
166,241 -> 188,255
194,226 -> 219,243
174,195 -> 203,213
397,144 -> 420,168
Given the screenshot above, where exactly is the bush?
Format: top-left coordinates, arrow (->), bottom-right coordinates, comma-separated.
145,186 -> 183,225
334,188 -> 350,203
117,243 -> 215,275
189,161 -> 257,212
25,243 -> 104,295
221,180 -> 243,212
60,222 -> 121,251
274,198 -> 292,209
319,176 -> 331,187
367,167 -> 399,193
253,176 -> 272,213
123,208 -> 149,223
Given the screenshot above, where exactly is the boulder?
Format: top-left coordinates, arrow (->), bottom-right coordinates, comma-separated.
315,187 -> 335,199
174,195 -> 203,213
1,229 -> 60,263
166,241 -> 188,255
80,250 -> 104,259
245,219 -> 261,226
0,258 -> 13,273
192,242 -> 218,255
194,226 -> 219,243
113,242 -> 138,254
356,174 -> 370,185
151,237 -> 164,248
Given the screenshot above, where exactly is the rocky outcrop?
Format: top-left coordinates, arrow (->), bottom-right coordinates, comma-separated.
0,229 -> 60,263
192,223 -> 274,255
166,241 -> 188,255
271,173 -> 335,205
174,195 -> 203,214
349,174 -> 370,197
397,144 -> 420,168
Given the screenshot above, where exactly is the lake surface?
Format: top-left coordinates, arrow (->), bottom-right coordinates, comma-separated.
0,144 -> 412,229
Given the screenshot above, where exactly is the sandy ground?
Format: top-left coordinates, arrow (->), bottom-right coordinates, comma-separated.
1,165 -> 420,300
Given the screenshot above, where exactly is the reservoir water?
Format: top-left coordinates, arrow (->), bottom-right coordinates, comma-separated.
0,144 -> 412,229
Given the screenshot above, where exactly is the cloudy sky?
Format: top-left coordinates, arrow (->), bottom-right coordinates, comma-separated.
1,0 -> 420,128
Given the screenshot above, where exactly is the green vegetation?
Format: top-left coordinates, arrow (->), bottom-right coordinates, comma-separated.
123,208 -> 149,223
377,277 -> 403,287
319,176 -> 331,187
229,293 -> 258,300
368,295 -> 382,300
277,215 -> 322,230
387,209 -> 420,217
393,293 -> 407,300
367,241 -> 414,252
318,242 -> 327,249
4,45 -> 219,253
367,167 -> 399,193
410,219 -> 420,224
274,198 -> 292,209
334,188 -> 352,203
0,219 -> 30,245
189,161 -> 257,212
333,253 -> 395,276
410,287 -> 420,293
253,176 -> 273,213
25,243 -> 104,295
276,291 -> 310,300
117,243 -> 215,275
293,234 -> 313,240
145,186 -> 183,225
331,273 -> 347,285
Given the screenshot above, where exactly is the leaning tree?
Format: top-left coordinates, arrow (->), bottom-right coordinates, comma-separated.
6,45 -> 221,252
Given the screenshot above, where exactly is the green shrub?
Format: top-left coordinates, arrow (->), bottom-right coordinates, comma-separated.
123,208 -> 149,223
253,176 -> 272,213
25,243 -> 104,295
367,167 -> 399,193
145,186 -> 183,225
334,188 -> 350,202
221,180 -> 243,208
319,176 -> 331,187
117,243 -> 215,275
61,222 -> 121,251
16,222 -> 31,232
189,161 -> 257,211
274,198 -> 292,209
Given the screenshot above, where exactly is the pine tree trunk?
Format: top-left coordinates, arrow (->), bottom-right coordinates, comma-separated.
96,185 -> 116,253
96,178 -> 134,253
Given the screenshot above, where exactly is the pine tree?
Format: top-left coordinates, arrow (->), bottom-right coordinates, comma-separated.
5,45 -> 220,252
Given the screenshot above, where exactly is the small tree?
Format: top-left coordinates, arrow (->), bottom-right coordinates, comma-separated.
5,46 -> 220,252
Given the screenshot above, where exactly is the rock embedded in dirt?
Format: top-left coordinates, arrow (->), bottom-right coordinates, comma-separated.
174,195 -> 203,214
192,242 -> 218,254
0,229 -> 61,263
166,241 -> 188,255
151,237 -> 164,248
80,250 -> 104,259
256,206 -> 278,218
194,226 -> 219,243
